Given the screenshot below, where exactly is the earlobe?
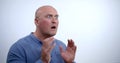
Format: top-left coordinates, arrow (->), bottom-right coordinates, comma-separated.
35,18 -> 39,26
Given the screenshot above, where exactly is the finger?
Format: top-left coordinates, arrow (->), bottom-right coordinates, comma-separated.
47,42 -> 56,53
66,46 -> 73,52
67,39 -> 69,47
73,45 -> 77,53
45,37 -> 54,44
59,45 -> 65,53
43,37 -> 54,48
70,39 -> 77,53
67,39 -> 74,47
67,39 -> 77,53
67,39 -> 71,47
71,39 -> 74,46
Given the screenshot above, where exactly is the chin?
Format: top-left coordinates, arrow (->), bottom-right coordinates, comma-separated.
49,33 -> 56,37
51,34 -> 56,36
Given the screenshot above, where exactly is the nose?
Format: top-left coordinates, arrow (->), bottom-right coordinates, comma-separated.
52,17 -> 58,23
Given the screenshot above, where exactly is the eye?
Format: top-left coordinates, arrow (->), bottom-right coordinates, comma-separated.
55,15 -> 59,19
46,15 -> 52,19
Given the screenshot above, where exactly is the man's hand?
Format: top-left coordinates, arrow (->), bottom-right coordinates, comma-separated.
60,39 -> 77,63
41,37 -> 56,63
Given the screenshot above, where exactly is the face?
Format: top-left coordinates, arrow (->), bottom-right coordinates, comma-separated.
35,6 -> 59,37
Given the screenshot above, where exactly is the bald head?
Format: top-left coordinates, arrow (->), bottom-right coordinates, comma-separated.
34,5 -> 59,38
35,5 -> 58,18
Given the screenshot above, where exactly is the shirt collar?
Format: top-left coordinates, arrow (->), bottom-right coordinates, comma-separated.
30,32 -> 42,45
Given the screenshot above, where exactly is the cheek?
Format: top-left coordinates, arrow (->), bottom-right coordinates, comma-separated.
57,21 -> 59,25
43,20 -> 50,25
39,20 -> 50,28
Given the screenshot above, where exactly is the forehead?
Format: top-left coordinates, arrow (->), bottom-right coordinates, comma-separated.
37,6 -> 58,16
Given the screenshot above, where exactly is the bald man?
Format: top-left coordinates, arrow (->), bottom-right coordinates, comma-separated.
7,5 -> 77,63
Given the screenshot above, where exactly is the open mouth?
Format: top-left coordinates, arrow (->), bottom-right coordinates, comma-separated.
51,26 -> 56,29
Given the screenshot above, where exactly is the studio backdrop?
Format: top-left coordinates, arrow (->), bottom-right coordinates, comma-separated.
0,0 -> 120,63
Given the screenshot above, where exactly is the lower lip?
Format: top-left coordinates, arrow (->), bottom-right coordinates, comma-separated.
51,28 -> 56,30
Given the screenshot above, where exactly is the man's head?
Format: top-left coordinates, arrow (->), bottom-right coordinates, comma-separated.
34,5 -> 59,38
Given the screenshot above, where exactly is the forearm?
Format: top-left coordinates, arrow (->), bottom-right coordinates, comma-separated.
35,57 -> 51,63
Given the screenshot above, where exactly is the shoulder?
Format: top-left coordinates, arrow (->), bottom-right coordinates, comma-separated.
7,34 -> 32,62
9,34 -> 32,51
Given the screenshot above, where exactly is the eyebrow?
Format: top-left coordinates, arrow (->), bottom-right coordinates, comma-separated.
47,14 -> 59,17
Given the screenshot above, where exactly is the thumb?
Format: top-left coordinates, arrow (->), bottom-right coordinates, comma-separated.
59,45 -> 64,53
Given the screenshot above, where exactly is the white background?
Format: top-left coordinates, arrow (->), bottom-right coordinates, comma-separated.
0,0 -> 120,63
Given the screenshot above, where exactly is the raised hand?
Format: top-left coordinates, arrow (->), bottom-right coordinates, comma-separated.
41,37 -> 56,63
60,39 -> 77,63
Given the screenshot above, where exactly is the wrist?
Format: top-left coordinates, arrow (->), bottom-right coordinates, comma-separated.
66,62 -> 72,63
66,62 -> 74,63
41,56 -> 51,63
66,61 -> 75,63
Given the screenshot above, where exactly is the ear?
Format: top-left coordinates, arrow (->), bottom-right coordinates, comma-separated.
34,18 -> 39,26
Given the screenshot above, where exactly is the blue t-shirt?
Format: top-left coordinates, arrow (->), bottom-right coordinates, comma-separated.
7,33 -> 67,63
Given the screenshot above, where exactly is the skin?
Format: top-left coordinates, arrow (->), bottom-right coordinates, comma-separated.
33,5 -> 77,63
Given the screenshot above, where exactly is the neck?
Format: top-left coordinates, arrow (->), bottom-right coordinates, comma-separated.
33,30 -> 53,42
